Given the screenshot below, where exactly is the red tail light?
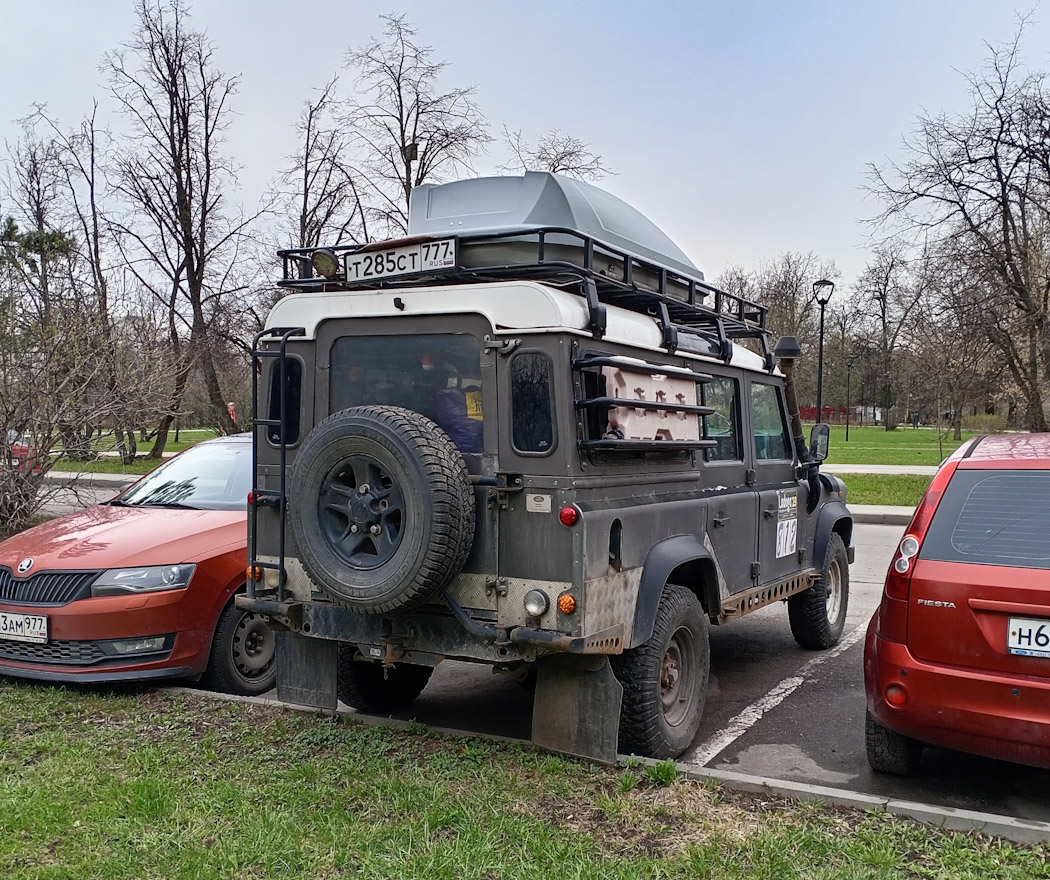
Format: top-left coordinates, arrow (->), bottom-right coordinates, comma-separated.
879,459 -> 959,642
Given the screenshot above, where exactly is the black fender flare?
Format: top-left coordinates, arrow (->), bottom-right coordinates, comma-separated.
628,535 -> 718,649
812,499 -> 853,572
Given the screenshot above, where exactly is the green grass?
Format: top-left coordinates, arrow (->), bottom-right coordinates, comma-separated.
0,683 -> 1044,880
825,425 -> 975,466
52,429 -> 220,475
841,474 -> 932,508
52,456 -> 165,476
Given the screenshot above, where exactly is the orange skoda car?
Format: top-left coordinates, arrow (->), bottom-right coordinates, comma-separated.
0,434 -> 274,695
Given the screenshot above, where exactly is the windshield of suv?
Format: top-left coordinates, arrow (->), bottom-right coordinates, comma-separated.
114,440 -> 251,510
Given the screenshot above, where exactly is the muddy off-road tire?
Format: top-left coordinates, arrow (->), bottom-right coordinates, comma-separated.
789,532 -> 849,650
337,644 -> 434,713
611,585 -> 710,758
202,600 -> 277,696
289,406 -> 475,614
865,711 -> 924,775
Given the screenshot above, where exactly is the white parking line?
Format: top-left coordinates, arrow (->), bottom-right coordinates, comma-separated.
685,623 -> 867,767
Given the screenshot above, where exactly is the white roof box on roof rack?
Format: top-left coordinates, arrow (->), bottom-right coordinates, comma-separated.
408,171 -> 704,283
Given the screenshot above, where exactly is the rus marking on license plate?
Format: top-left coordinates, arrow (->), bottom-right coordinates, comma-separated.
1007,616 -> 1050,658
344,238 -> 456,282
0,610 -> 48,644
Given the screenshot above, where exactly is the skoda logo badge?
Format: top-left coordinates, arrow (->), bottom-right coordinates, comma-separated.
17,558 -> 33,574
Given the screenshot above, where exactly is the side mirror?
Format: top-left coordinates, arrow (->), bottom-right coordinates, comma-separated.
808,423 -> 830,462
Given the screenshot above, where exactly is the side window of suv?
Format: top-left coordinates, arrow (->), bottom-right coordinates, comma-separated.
703,376 -> 741,462
510,351 -> 555,454
751,382 -> 791,461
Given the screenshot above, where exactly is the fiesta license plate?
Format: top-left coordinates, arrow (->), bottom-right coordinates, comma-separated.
1007,616 -> 1050,658
0,611 -> 48,644
344,238 -> 457,282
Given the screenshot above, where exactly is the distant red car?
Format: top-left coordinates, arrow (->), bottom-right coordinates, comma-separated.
865,433 -> 1050,773
5,430 -> 42,475
0,434 -> 275,695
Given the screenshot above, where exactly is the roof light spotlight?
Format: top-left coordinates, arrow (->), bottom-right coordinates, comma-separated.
311,247 -> 342,280
523,589 -> 550,618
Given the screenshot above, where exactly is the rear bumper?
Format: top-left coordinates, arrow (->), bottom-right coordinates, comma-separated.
864,619 -> 1050,769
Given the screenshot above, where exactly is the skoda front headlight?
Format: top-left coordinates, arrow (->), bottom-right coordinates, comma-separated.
91,564 -> 196,597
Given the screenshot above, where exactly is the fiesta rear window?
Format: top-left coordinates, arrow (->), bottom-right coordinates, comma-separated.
920,470 -> 1050,569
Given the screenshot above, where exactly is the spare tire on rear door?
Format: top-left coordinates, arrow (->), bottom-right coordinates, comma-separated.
289,406 -> 476,613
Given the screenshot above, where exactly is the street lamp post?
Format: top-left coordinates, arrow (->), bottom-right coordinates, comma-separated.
845,354 -> 856,442
812,279 -> 835,423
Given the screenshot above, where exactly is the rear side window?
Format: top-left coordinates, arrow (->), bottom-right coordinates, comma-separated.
921,470 -> 1050,569
267,357 -> 302,445
510,351 -> 555,454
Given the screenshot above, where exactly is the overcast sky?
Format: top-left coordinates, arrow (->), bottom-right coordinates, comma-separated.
2,1 -> 1049,292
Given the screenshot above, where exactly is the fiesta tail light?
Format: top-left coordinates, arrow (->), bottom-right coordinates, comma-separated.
878,458 -> 959,643
884,459 -> 957,600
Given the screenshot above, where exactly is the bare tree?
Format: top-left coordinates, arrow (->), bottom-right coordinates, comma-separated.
0,130 -> 156,530
868,22 -> 1050,430
344,14 -> 490,237
104,0 -> 265,455
851,245 -> 927,429
278,76 -> 367,249
716,253 -> 838,408
29,105 -> 177,462
498,125 -> 612,180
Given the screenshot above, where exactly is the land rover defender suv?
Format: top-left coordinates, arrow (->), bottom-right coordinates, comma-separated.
241,171 -> 854,762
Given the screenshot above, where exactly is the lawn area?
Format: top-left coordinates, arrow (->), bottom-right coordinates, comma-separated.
840,474 -> 931,508
824,425 -> 975,466
0,683 -> 1044,879
52,428 -> 220,475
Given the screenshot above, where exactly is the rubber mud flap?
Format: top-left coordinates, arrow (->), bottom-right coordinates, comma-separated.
531,654 -> 623,764
276,631 -> 338,710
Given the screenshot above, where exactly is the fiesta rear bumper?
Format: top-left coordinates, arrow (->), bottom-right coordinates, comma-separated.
864,619 -> 1050,769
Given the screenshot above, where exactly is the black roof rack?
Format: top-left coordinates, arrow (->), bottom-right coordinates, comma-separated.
276,227 -> 773,366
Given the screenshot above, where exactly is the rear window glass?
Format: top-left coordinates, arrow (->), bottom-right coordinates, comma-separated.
330,333 -> 483,453
920,470 -> 1050,569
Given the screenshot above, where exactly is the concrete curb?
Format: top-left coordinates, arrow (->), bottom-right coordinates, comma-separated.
848,507 -> 914,526
674,764 -> 1050,845
171,687 -> 1050,846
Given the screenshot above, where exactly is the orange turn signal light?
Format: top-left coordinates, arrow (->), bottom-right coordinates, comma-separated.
557,593 -> 577,615
247,565 -> 264,582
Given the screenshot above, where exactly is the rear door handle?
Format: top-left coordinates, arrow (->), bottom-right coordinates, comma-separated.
712,515 -> 728,527
763,507 -> 776,518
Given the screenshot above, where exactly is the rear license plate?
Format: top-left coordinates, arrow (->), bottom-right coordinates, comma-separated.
1007,616 -> 1050,658
344,238 -> 456,282
0,610 -> 48,644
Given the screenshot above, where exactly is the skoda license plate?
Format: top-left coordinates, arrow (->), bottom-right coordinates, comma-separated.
1007,616 -> 1050,658
345,238 -> 456,282
0,611 -> 48,644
